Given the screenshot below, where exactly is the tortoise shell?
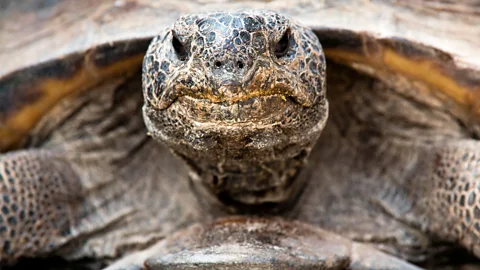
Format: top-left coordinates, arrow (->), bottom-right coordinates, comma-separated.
1,0 -> 479,151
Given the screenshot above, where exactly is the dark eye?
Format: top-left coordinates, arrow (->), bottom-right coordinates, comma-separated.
172,31 -> 188,61
274,29 -> 290,58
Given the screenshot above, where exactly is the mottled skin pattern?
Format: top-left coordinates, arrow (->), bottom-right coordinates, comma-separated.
1,9 -> 480,270
142,10 -> 327,210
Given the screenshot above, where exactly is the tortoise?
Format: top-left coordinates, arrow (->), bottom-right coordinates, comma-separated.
1,0 -> 480,269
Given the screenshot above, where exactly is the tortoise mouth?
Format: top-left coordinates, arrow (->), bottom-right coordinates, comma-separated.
172,94 -> 300,124
151,82 -> 313,111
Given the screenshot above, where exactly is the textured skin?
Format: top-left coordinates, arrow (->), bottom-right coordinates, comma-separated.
414,141 -> 480,256
0,75 -> 205,265
0,151 -> 79,258
142,10 -> 327,210
1,7 -> 480,270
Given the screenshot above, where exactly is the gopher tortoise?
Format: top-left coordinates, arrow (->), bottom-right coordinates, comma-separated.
1,1 -> 480,269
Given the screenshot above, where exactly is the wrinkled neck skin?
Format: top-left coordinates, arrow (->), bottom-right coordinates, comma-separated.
181,131 -> 321,214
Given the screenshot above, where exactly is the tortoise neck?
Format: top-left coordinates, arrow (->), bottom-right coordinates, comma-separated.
176,142 -> 316,214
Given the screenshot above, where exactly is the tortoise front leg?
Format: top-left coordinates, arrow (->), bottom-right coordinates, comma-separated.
0,149 -> 132,263
414,139 -> 480,258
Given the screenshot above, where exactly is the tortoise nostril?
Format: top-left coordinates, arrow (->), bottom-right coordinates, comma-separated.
213,60 -> 245,70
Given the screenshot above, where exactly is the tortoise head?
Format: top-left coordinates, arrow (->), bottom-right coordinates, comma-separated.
142,10 -> 328,212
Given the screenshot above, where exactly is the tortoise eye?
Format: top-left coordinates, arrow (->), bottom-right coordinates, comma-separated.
172,31 -> 188,61
274,29 -> 291,58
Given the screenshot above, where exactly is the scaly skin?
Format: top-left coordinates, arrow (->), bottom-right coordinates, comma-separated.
142,10 -> 328,211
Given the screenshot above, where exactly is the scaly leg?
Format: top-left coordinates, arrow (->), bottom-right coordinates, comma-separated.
413,139 -> 480,257
0,149 -> 134,263
0,75 -> 164,264
1,74 -> 205,265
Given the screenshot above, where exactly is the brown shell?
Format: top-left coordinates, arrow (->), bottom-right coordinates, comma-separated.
1,0 -> 479,151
